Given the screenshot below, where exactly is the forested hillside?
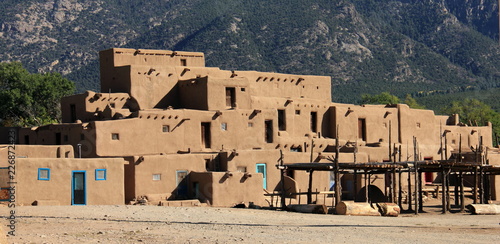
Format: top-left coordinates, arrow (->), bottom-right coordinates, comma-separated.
0,0 -> 498,106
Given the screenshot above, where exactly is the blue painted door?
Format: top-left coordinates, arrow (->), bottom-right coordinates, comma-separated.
256,163 -> 267,189
72,171 -> 86,205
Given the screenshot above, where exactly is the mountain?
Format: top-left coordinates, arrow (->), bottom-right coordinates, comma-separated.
0,0 -> 498,104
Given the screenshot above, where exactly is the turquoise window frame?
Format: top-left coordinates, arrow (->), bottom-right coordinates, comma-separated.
38,168 -> 50,181
256,163 -> 267,189
95,169 -> 107,181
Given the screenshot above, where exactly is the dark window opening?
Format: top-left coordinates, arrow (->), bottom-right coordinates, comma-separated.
265,120 -> 273,143
278,109 -> 286,131
112,133 -> 120,140
55,133 -> 61,145
24,135 -> 29,144
311,112 -> 317,133
180,59 -> 187,66
226,87 -> 236,108
358,118 -> 366,141
290,146 -> 302,152
70,104 -> 76,122
201,122 -> 211,148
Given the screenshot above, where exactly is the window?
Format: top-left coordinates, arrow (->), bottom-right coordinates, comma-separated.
248,122 -> 253,127
278,110 -> 286,131
112,133 -> 120,140
56,133 -> 61,145
201,122 -> 211,148
241,87 -> 246,92
237,166 -> 247,172
310,112 -> 317,133
95,169 -> 107,181
358,118 -> 366,141
38,168 -> 50,181
180,59 -> 187,66
295,110 -> 300,115
265,120 -> 273,143
225,87 -> 236,108
290,146 -> 302,152
256,164 -> 267,189
24,135 -> 30,144
70,104 -> 76,122
152,174 -> 161,181
162,125 -> 170,132
221,123 -> 227,131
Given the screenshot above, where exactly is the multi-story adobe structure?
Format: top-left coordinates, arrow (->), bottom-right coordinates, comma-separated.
1,48 -> 498,207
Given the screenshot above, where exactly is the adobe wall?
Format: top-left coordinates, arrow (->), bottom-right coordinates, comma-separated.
235,71 -> 332,102
130,154 -> 207,202
189,172 -> 266,207
100,48 -> 205,94
0,145 -> 73,164
331,104 -> 399,148
15,157 -> 125,206
61,91 -> 132,123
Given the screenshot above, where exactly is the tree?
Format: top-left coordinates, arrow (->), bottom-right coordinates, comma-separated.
404,94 -> 425,109
442,98 -> 500,144
0,62 -> 75,127
361,92 -> 400,105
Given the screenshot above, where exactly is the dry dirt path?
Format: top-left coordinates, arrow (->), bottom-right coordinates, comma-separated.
1,204 -> 499,243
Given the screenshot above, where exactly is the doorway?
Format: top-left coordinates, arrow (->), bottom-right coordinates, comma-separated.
72,171 -> 86,205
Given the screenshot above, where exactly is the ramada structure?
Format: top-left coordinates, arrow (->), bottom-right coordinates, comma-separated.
1,48 -> 499,211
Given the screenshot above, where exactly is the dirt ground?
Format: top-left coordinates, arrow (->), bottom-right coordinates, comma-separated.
1,200 -> 499,244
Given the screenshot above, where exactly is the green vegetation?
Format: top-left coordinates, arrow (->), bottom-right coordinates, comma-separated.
0,62 -> 75,127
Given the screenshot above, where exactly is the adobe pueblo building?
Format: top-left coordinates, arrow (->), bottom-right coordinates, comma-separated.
1,48 -> 499,210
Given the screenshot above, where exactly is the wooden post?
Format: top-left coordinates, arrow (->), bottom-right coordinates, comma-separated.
334,125 -> 341,207
418,170 -> 423,212
365,172 -> 369,203
473,166 -> 478,204
279,150 -> 286,210
441,166 -> 446,214
413,136 -> 419,215
307,170 -> 314,204
407,166 -> 412,211
460,171 -> 465,212
454,172 -> 459,207
398,145 -> 402,209
368,174 -> 372,204
353,170 -> 358,202
446,169 -> 451,211
479,166 -> 484,204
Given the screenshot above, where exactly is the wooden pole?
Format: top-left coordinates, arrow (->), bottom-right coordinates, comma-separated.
473,166 -> 478,204
334,125 -> 341,207
365,172 -> 369,203
413,136 -> 419,215
398,145 -> 402,209
479,166 -> 484,204
307,170 -> 314,204
279,150 -> 286,210
454,172 -> 459,207
460,171 -> 465,212
441,166 -> 446,214
353,170 -> 358,202
446,169 -> 451,211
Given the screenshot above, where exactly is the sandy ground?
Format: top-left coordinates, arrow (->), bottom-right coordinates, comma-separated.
1,201 -> 499,244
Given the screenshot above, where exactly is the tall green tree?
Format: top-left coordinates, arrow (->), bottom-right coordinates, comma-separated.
442,98 -> 500,143
0,62 -> 75,127
361,92 -> 400,105
404,94 -> 425,109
